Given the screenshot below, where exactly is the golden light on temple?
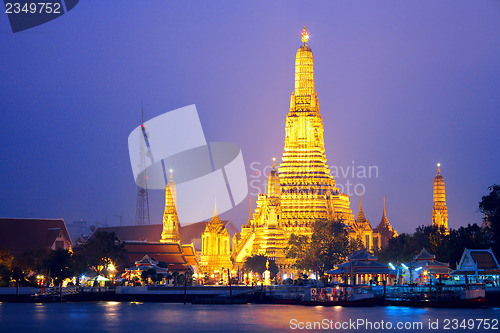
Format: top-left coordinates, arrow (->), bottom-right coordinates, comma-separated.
433,163 -> 449,234
301,26 -> 309,43
229,28 -> 396,277
160,170 -> 181,243
200,201 -> 232,282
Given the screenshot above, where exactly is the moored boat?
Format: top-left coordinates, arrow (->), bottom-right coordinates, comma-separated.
298,285 -> 377,307
384,283 -> 487,308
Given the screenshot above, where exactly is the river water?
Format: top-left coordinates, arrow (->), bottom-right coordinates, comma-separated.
0,302 -> 498,332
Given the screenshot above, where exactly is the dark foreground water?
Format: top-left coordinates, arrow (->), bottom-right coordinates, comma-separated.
0,302 -> 498,332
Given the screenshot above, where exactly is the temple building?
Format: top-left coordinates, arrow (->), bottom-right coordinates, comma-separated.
432,163 -> 449,234
374,198 -> 398,249
199,202 -> 233,278
160,170 -> 181,243
233,28 -> 380,273
233,161 -> 289,267
353,197 -> 376,250
407,248 -> 451,284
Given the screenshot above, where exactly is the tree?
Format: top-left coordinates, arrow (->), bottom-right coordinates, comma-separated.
287,234 -> 315,271
47,249 -> 73,285
479,184 -> 500,256
286,219 -> 363,273
0,248 -> 14,286
377,224 -> 491,269
70,253 -> 89,286
17,248 -> 51,275
244,255 -> 279,276
140,271 -> 150,284
172,271 -> 179,285
83,231 -> 124,275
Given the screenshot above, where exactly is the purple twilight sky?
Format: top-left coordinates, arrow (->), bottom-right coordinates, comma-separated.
0,1 -> 499,237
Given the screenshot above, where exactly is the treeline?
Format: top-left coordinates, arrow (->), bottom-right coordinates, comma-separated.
0,231 -> 124,287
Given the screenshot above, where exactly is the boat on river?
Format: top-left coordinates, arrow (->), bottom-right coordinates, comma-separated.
384,283 -> 487,307
298,285 -> 377,306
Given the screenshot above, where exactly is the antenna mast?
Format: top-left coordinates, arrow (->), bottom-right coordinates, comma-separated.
135,100 -> 151,225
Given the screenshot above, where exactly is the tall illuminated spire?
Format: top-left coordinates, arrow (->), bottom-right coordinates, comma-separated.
278,27 -> 353,231
160,171 -> 181,243
432,163 -> 449,234
294,27 -> 315,99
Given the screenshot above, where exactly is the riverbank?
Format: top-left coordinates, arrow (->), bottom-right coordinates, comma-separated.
1,286 -> 499,307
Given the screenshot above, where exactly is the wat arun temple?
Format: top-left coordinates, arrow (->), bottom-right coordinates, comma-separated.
227,28 -> 397,274
99,28 -> 448,280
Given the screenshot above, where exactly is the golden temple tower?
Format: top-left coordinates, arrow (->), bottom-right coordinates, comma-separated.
233,28 -> 375,273
374,198 -> 398,249
160,170 -> 181,243
200,200 -> 233,278
432,163 -> 449,234
279,27 -> 354,234
354,196 -> 375,250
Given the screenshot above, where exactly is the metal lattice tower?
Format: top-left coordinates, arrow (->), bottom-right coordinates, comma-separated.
135,104 -> 151,225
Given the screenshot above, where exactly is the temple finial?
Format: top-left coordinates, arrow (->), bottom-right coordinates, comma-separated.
272,157 -> 276,169
214,193 -> 218,216
359,195 -> 363,211
437,163 -> 441,174
383,197 -> 386,217
301,26 -> 309,44
169,168 -> 173,180
248,197 -> 252,218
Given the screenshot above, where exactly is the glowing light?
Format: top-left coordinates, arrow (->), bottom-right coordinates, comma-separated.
401,264 -> 409,270
301,27 -> 309,43
108,263 -> 116,271
437,163 -> 441,168
388,263 -> 396,270
415,267 -> 422,272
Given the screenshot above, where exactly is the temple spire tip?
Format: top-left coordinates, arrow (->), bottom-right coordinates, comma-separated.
301,26 -> 309,44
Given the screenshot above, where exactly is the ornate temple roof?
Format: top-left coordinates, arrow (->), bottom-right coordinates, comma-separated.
355,196 -> 371,230
452,248 -> 500,276
348,249 -> 377,261
204,200 -> 227,235
413,248 -> 436,261
375,198 -> 397,236
409,248 -> 451,275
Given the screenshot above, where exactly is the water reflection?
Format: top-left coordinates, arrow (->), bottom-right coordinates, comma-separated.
0,303 -> 497,333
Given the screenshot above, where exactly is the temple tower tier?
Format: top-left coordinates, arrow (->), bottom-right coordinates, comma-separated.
432,163 -> 449,234
160,172 -> 181,243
